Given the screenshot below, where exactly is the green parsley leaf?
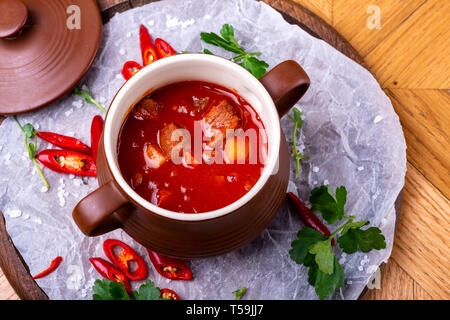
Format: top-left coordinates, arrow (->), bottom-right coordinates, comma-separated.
13,117 -> 49,189
92,279 -> 130,300
312,257 -> 344,300
289,227 -> 327,265
200,24 -> 269,78
340,220 -> 369,236
308,239 -> 334,274
232,286 -> 247,300
338,227 -> 386,254
239,56 -> 269,79
132,280 -> 162,300
310,185 -> 347,224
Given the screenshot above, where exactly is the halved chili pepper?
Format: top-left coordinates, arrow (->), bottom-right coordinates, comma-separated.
90,115 -> 104,163
37,149 -> 97,177
32,256 -> 63,280
160,288 -> 181,300
103,239 -> 147,281
139,24 -> 159,66
122,60 -> 143,80
155,38 -> 176,58
147,249 -> 192,281
37,132 -> 92,155
89,257 -> 132,294
287,192 -> 336,245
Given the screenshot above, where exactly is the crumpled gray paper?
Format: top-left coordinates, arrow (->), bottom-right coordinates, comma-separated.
0,0 -> 406,300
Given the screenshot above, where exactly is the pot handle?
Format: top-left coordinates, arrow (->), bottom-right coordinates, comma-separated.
72,180 -> 128,236
259,60 -> 310,118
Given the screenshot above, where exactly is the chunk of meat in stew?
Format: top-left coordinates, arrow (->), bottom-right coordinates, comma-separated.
203,99 -> 241,146
132,98 -> 162,120
160,123 -> 183,160
144,144 -> 166,169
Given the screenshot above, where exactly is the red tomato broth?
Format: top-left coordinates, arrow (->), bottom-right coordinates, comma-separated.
117,81 -> 267,213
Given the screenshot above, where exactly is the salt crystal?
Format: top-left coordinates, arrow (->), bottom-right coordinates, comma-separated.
59,178 -> 65,184
119,48 -> 126,55
6,209 -> 22,218
59,198 -> 66,207
98,96 -> 106,103
65,108 -> 74,117
312,166 -> 319,172
357,166 -> 364,171
347,280 -> 353,284
33,217 -> 42,224
147,20 -> 155,26
116,74 -> 122,79
324,179 -> 329,185
313,180 -> 317,185
373,115 -> 383,123
34,123 -> 40,129
358,266 -> 364,271
166,15 -> 179,28
0,145 -> 3,151
204,14 -> 211,20
69,174 -> 75,179
126,32 -> 131,38
73,179 -> 81,186
3,153 -> 11,162
40,186 -> 49,193
23,214 -> 30,220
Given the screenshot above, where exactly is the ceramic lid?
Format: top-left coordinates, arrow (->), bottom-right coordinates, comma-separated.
0,0 -> 102,115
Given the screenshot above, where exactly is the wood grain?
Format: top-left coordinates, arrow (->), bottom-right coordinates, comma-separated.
390,162 -> 450,299
333,0 -> 426,57
364,0 -> 450,89
362,260 -> 414,300
386,89 -> 450,198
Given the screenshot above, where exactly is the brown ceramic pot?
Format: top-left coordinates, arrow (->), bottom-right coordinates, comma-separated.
73,54 -> 310,258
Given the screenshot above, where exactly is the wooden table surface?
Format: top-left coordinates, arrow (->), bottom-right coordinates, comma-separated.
0,0 -> 448,300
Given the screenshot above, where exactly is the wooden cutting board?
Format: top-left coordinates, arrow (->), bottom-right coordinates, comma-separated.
0,0 -> 401,300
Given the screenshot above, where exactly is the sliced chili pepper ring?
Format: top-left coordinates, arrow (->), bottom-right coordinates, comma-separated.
147,249 -> 192,281
103,239 -> 148,281
121,60 -> 142,81
155,38 -> 176,58
160,288 -> 181,300
139,24 -> 159,66
89,257 -> 132,294
37,149 -> 97,177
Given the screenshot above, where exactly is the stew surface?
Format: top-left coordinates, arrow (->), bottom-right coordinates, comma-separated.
117,81 -> 267,213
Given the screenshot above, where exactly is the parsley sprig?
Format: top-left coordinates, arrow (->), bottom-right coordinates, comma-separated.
201,24 -> 269,78
287,108 -> 304,179
289,185 -> 386,299
93,279 -> 164,300
73,84 -> 106,114
232,286 -> 247,300
13,117 -> 49,189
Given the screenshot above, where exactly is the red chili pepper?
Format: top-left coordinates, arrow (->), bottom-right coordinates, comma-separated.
37,149 -> 97,177
32,256 -> 63,279
160,288 -> 181,300
286,192 -> 336,246
89,257 -> 132,294
147,249 -> 192,281
155,38 -> 176,58
37,132 -> 92,155
90,115 -> 104,163
122,60 -> 143,80
139,24 -> 159,66
103,239 -> 147,281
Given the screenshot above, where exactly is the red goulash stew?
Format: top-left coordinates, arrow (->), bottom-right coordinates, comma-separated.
117,81 -> 267,213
